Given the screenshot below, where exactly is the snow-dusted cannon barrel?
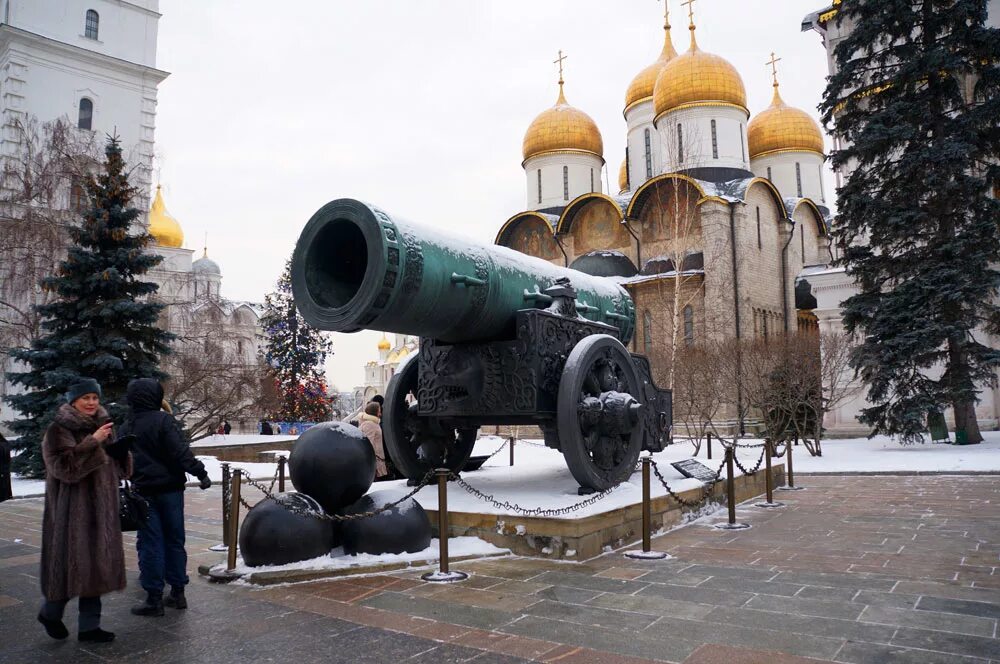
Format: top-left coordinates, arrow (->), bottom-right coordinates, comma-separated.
291,198 -> 671,491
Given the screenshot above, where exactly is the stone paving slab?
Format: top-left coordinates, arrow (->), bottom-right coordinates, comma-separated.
2,474 -> 1000,663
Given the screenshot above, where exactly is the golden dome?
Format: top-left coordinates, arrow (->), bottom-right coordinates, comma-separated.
653,27 -> 748,121
377,335 -> 391,351
625,17 -> 677,111
748,85 -> 824,159
618,158 -> 629,193
148,185 -> 183,248
522,82 -> 604,163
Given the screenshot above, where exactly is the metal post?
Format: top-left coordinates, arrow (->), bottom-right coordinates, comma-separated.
509,436 -> 514,467
755,441 -> 784,509
422,469 -> 468,582
209,469 -> 244,581
625,457 -> 668,559
278,455 -> 286,493
706,432 -> 712,460
226,471 -> 241,571
715,446 -> 750,530
209,463 -> 231,551
778,440 -> 805,492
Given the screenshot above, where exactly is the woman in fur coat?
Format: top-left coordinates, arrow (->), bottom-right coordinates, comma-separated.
37,378 -> 130,643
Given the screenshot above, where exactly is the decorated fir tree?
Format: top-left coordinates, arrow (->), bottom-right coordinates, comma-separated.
259,260 -> 333,422
6,137 -> 174,476
820,0 -> 1000,443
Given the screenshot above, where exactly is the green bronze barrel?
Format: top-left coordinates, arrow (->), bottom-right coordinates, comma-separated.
291,198 -> 635,344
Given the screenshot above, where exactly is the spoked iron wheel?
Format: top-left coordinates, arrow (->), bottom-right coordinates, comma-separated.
557,335 -> 644,491
383,355 -> 478,480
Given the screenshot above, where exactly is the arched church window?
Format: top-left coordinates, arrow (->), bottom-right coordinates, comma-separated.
818,164 -> 825,202
563,166 -> 569,201
683,305 -> 694,346
537,169 -> 542,204
739,123 -> 745,161
590,168 -> 594,193
238,339 -> 244,355
710,120 -> 718,159
795,162 -> 803,197
677,124 -> 684,163
194,282 -> 199,299
756,207 -> 761,250
642,310 -> 653,355
70,183 -> 86,211
644,128 -> 652,178
85,10 -> 99,40
78,98 -> 93,130
766,166 -> 772,181
801,221 -> 806,257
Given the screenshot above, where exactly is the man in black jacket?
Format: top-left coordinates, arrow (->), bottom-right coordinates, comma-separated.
119,378 -> 211,616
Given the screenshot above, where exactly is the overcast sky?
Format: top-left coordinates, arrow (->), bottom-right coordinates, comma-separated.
153,0 -> 835,392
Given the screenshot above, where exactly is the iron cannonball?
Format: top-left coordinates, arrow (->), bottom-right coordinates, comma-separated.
238,492 -> 338,567
340,492 -> 432,556
288,422 -> 376,513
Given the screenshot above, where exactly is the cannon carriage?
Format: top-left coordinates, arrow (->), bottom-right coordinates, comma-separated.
291,199 -> 672,492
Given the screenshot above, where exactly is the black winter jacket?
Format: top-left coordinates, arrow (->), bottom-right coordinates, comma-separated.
120,378 -> 207,495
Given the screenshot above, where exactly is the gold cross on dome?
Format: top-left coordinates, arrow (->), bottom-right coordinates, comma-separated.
658,0 -> 671,28
681,0 -> 696,27
553,50 -> 567,84
766,51 -> 782,86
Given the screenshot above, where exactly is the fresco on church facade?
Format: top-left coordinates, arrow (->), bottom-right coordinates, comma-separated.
508,218 -> 561,260
570,202 -> 629,255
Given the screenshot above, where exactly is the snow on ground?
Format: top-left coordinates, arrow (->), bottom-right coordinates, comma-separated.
230,537 -> 509,576
191,434 -> 297,448
10,431 -> 1000,500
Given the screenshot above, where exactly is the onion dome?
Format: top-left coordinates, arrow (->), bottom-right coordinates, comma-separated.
570,250 -> 638,278
148,185 -> 184,248
192,248 -> 221,275
625,12 -> 677,111
653,21 -> 747,120
523,80 -> 604,163
748,82 -> 824,159
618,158 -> 629,193
377,335 -> 391,351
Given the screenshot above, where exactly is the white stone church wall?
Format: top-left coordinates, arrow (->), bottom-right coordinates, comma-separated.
524,152 -> 604,210
657,105 -> 750,174
624,100 -> 664,190
751,151 -> 827,205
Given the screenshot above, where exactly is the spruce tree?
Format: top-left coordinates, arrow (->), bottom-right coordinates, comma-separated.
820,0 -> 1000,443
259,260 -> 333,423
5,137 -> 174,476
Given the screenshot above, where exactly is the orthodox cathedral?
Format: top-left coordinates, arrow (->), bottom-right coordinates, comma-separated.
495,5 -> 831,383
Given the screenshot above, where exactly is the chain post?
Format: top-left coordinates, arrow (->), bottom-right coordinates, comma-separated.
509,436 -> 515,467
226,471 -> 241,571
707,431 -> 712,460
625,457 -> 668,560
778,440 -> 805,492
755,441 -> 784,509
209,463 -> 232,551
278,455 -> 286,493
714,446 -> 750,530
422,468 -> 468,583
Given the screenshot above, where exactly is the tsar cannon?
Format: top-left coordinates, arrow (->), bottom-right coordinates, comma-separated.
291,198 -> 672,491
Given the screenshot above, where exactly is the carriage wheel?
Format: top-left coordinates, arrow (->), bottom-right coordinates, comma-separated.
557,335 -> 644,491
383,355 -> 478,481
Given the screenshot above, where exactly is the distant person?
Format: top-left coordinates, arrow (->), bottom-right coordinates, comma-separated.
260,420 -> 273,436
359,402 -> 387,478
289,426 -> 298,435
223,420 -> 231,435
215,423 -> 225,435
372,394 -> 384,408
119,379 -> 211,617
274,423 -> 282,435
38,378 -> 130,643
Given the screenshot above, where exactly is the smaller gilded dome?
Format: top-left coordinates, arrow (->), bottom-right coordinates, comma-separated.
148,185 -> 184,248
192,248 -> 221,275
618,158 -> 629,193
625,19 -> 677,111
523,82 -> 604,162
653,28 -> 748,120
748,85 -> 824,159
377,335 -> 391,351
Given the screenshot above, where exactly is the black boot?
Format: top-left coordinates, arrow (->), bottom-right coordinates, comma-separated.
37,613 -> 69,640
78,628 -> 115,643
164,587 -> 187,610
130,593 -> 164,617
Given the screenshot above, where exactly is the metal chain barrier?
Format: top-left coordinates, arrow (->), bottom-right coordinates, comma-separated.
448,464 -> 638,517
235,468 -> 436,522
730,447 -> 767,476
482,439 -> 509,461
649,457 -> 726,508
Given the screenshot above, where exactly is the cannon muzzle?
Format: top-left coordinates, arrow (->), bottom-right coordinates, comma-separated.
291,199 -> 635,343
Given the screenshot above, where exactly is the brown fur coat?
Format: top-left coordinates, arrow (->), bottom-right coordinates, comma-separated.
40,404 -> 130,601
358,413 -> 387,477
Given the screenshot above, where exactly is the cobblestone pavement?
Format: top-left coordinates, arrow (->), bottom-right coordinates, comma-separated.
1,475 -> 999,663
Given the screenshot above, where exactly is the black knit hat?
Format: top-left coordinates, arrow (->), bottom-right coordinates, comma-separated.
65,378 -> 102,405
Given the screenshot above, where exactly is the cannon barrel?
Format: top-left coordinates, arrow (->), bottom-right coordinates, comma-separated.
291,198 -> 635,344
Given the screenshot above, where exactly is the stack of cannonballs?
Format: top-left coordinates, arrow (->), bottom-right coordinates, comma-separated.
238,422 -> 432,567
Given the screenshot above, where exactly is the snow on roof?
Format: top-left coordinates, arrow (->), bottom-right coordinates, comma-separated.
609,269 -> 705,286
